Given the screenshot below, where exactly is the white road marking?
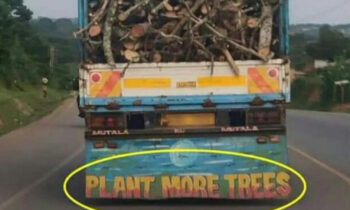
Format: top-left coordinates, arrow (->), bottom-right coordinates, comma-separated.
0,146 -> 84,210
288,109 -> 350,119
288,145 -> 350,186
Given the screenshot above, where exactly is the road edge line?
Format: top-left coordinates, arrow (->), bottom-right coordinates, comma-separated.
288,145 -> 350,186
0,146 -> 84,210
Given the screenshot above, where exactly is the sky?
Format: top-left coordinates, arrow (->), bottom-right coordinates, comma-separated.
23,0 -> 350,24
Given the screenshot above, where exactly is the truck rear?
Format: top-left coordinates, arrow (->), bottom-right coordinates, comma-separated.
77,0 -> 291,199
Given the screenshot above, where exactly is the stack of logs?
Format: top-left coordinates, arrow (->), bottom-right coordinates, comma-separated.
76,0 -> 282,75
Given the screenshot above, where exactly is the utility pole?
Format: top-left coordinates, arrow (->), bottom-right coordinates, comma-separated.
49,46 -> 55,73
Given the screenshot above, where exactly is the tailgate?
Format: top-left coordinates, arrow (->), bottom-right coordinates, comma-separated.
81,60 -> 290,106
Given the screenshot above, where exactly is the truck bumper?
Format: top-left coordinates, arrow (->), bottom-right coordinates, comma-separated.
85,134 -> 291,199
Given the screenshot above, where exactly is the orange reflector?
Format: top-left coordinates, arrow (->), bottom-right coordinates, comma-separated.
94,142 -> 105,149
257,136 -> 268,144
161,113 -> 215,127
107,142 -> 118,149
269,136 -> 280,143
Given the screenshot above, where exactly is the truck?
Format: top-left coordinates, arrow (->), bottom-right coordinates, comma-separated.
78,0 -> 291,200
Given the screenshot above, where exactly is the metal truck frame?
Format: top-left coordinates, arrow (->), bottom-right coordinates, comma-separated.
78,0 -> 291,200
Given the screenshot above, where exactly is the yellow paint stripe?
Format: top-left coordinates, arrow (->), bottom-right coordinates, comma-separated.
161,113 -> 215,127
124,78 -> 171,88
198,76 -> 246,87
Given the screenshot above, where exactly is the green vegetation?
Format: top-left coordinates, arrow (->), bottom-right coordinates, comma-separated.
290,33 -> 313,70
289,75 -> 326,110
0,87 -> 69,135
290,25 -> 350,70
290,26 -> 350,112
0,0 -> 79,134
0,0 -> 78,88
306,26 -> 350,61
320,57 -> 350,104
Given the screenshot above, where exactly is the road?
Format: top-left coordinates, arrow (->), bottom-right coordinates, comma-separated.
0,99 -> 349,210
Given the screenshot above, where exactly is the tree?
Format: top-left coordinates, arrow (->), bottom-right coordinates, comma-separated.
306,25 -> 348,61
320,56 -> 350,105
0,0 -> 34,87
0,0 -> 78,89
290,33 -> 313,70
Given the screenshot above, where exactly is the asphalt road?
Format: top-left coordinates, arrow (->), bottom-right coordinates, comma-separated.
0,99 -> 349,210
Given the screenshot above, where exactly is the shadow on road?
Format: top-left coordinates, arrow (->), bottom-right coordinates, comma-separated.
85,198 -> 286,208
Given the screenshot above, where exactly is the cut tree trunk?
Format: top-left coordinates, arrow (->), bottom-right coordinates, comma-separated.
258,5 -> 274,57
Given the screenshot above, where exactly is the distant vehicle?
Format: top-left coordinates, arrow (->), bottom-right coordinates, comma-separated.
77,0 -> 291,200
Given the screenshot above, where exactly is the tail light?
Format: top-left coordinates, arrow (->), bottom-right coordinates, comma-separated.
90,114 -> 125,129
106,117 -> 116,127
107,142 -> 118,149
247,109 -> 281,125
90,116 -> 105,127
257,136 -> 281,144
93,142 -> 105,149
93,142 -> 117,149
269,136 -> 280,143
257,136 -> 268,144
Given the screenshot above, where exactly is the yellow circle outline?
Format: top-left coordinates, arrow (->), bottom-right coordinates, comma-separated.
63,149 -> 307,210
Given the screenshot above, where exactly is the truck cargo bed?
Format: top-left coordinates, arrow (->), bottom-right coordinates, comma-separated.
81,59 -> 290,107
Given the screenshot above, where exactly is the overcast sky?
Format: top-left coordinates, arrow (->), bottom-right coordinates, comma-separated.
23,0 -> 350,24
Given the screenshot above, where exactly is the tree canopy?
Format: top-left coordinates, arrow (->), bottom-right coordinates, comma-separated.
306,25 -> 350,61
0,0 -> 78,89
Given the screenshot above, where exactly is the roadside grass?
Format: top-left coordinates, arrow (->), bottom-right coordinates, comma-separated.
0,86 -> 70,135
288,75 -> 334,111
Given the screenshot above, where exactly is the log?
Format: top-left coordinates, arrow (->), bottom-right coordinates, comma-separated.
130,23 -> 150,40
123,40 -> 137,50
170,0 -> 205,35
200,4 -> 210,15
153,52 -> 162,62
247,17 -> 259,28
258,4 -> 273,57
103,0 -> 118,65
221,47 -> 240,76
89,24 -> 102,37
164,2 -> 174,11
74,0 -> 110,38
151,0 -> 169,15
162,11 -> 180,19
78,0 -> 281,64
118,0 -> 149,22
124,49 -> 140,62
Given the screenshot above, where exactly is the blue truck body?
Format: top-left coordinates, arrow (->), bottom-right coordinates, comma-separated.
78,0 -> 291,200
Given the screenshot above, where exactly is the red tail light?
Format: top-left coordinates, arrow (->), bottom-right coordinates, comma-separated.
248,109 -> 281,125
90,116 -> 105,127
93,142 -> 105,149
106,117 -> 116,127
107,142 -> 118,149
90,115 -> 125,129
